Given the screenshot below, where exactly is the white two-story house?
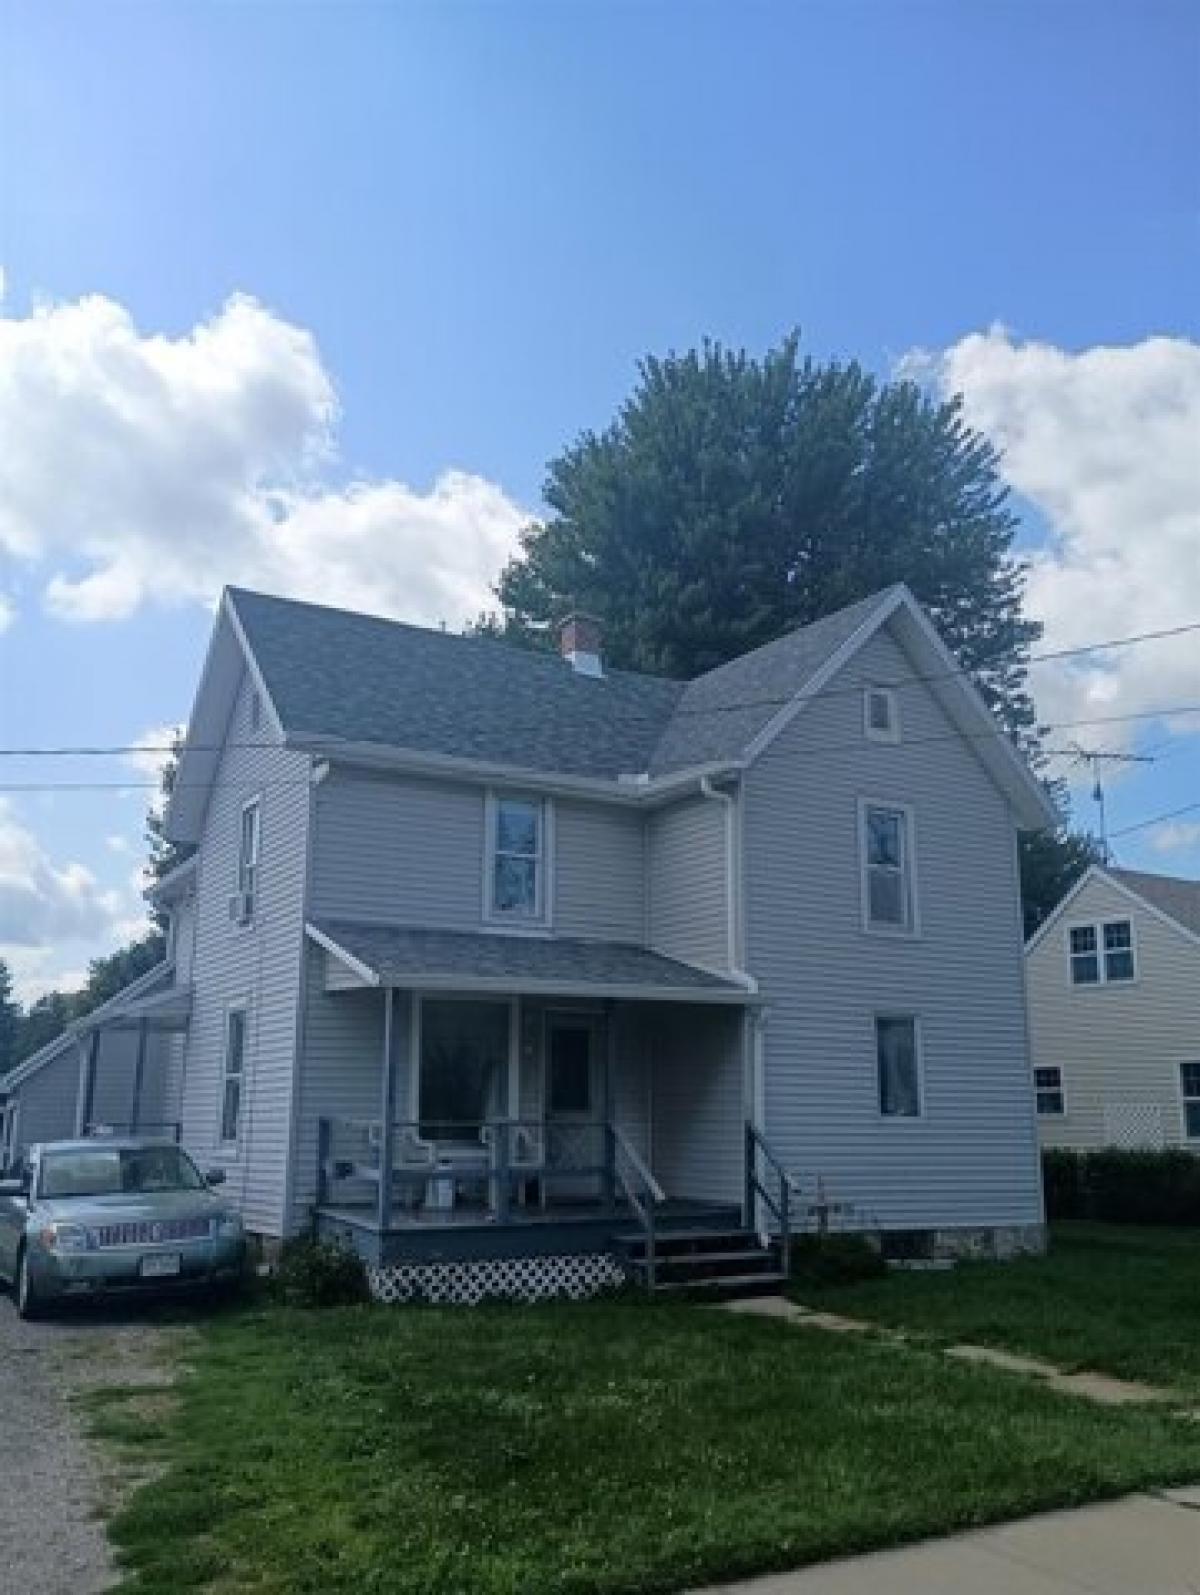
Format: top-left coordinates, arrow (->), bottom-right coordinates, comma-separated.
1,582 -> 1055,1299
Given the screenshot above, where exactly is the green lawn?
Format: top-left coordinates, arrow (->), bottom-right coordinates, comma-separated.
93,1282 -> 1199,1595
795,1223 -> 1200,1396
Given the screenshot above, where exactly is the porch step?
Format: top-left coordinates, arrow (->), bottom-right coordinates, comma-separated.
613,1223 -> 787,1298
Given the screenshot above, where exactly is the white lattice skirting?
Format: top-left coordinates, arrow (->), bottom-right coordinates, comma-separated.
369,1251 -> 627,1306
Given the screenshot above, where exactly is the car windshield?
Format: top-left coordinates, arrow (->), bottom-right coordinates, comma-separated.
39,1147 -> 205,1200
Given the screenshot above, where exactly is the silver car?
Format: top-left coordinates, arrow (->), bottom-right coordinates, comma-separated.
0,1138 -> 246,1319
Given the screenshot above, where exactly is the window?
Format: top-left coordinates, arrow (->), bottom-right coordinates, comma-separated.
488,794 -> 547,922
1180,1063 -> 1200,1140
221,1007 -> 247,1144
864,686 -> 900,743
1035,1065 -> 1065,1116
237,799 -> 261,919
861,802 -> 916,933
419,999 -> 509,1141
1068,919 -> 1134,985
876,1017 -> 921,1117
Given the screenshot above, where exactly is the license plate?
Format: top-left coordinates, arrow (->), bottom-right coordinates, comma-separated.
140,1253 -> 182,1279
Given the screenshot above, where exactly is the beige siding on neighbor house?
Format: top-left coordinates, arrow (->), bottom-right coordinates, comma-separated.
177,670 -> 311,1235
1026,874 -> 1200,1151
743,621 -> 1043,1231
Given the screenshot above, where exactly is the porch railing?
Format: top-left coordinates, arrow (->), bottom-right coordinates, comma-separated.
316,1117 -> 622,1228
744,1120 -> 792,1276
609,1123 -> 666,1289
84,1121 -> 182,1143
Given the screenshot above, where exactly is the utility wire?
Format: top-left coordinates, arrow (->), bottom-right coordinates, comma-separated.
1,616 -> 1198,756
1109,801 -> 1200,842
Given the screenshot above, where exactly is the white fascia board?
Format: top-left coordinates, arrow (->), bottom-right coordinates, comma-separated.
373,973 -> 760,1005
143,852 -> 198,904
304,924 -> 382,987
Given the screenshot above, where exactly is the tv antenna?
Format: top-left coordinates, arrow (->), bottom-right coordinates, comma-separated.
1065,744 -> 1156,863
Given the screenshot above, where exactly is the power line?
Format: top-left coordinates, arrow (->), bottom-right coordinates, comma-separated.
1109,801 -> 1200,842
1,616 -> 1198,756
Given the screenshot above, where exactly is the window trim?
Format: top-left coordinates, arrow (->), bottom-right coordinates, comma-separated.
408,992 -> 521,1130
858,796 -> 920,938
873,1013 -> 925,1120
483,791 -> 554,931
863,685 -> 900,744
218,1001 -> 250,1149
1064,917 -> 1138,987
236,795 -> 262,927
1034,1064 -> 1067,1117
1178,1060 -> 1200,1143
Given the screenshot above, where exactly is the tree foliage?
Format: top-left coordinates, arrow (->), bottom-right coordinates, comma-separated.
492,333 -> 1041,745
0,959 -> 20,1080
1018,827 -> 1104,941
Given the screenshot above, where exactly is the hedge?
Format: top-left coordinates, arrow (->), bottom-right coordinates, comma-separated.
1042,1148 -> 1200,1226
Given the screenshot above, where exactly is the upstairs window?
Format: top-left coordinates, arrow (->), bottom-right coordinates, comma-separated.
1181,1063 -> 1200,1140
235,799 -> 261,924
1068,919 -> 1134,985
1034,1065 -> 1065,1116
864,686 -> 900,743
487,794 -> 547,923
860,801 -> 917,934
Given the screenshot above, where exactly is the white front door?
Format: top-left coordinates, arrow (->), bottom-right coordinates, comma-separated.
545,1015 -> 603,1203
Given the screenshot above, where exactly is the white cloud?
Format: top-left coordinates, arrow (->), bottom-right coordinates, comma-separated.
902,328 -> 1200,747
0,287 -> 530,630
1150,821 -> 1200,854
105,834 -> 132,855
0,592 -> 13,633
0,798 -> 146,1002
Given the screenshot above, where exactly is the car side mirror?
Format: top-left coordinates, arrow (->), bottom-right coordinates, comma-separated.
205,1168 -> 227,1187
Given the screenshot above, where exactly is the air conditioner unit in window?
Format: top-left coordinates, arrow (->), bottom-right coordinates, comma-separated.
228,891 -> 254,926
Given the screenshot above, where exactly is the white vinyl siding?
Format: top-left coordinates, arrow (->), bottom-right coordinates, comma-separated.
744,622 -> 1042,1232
1027,873 -> 1200,1152
176,669 -> 311,1235
647,794 -> 728,972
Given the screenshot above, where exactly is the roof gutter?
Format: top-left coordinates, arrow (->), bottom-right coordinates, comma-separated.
699,776 -> 758,994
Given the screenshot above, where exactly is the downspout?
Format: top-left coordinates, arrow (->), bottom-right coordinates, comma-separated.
698,777 -> 756,993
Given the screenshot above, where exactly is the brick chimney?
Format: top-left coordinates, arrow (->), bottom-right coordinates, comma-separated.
559,612 -> 603,678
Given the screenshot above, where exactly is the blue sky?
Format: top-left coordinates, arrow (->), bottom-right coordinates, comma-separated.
1,0 -> 1197,996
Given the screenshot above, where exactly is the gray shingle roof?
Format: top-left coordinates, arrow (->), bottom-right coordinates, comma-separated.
1109,868 -> 1200,938
311,920 -> 749,998
228,584 -> 899,781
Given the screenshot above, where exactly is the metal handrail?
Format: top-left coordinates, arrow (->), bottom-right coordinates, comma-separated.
745,1120 -> 792,1276
610,1123 -> 665,1290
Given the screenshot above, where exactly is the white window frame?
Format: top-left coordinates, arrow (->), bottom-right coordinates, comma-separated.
1178,1060 -> 1200,1143
863,685 -> 900,744
859,797 -> 920,938
483,791 -> 553,931
1065,917 -> 1137,987
874,1013 -> 924,1120
219,1002 -> 250,1148
1034,1064 -> 1066,1117
236,796 -> 262,925
408,992 -> 521,1129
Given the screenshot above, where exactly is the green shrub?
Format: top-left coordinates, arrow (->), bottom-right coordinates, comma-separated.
1042,1149 -> 1200,1226
789,1232 -> 888,1288
273,1236 -> 372,1308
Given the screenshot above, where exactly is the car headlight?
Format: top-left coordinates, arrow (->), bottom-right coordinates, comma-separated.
41,1222 -> 94,1253
215,1212 -> 243,1240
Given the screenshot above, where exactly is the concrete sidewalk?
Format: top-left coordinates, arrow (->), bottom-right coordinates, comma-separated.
696,1490 -> 1200,1594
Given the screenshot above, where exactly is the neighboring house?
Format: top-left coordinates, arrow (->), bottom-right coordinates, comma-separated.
1,582 -> 1055,1299
1026,865 -> 1200,1154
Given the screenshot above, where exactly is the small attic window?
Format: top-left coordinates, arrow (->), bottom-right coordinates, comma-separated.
864,686 -> 899,744
249,690 -> 262,733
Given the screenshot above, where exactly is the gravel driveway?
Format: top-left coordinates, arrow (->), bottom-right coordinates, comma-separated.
0,1290 -> 186,1595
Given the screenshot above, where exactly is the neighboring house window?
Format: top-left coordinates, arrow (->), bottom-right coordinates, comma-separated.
876,1016 -> 922,1117
220,1007 -> 248,1144
861,802 -> 916,934
487,794 -> 547,922
864,686 -> 900,743
1035,1066 -> 1065,1116
1180,1063 -> 1200,1140
236,798 -> 261,922
1068,919 -> 1135,985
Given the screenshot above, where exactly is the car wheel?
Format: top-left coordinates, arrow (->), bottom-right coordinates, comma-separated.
15,1247 -> 42,1321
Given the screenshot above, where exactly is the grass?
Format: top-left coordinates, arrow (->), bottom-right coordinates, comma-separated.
792,1223 -> 1200,1395
94,1285 -> 1200,1595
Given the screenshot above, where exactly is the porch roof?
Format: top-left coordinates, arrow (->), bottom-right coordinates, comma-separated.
307,919 -> 757,1004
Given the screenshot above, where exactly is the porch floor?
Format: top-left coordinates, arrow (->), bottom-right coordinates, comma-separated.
317,1196 -> 736,1233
